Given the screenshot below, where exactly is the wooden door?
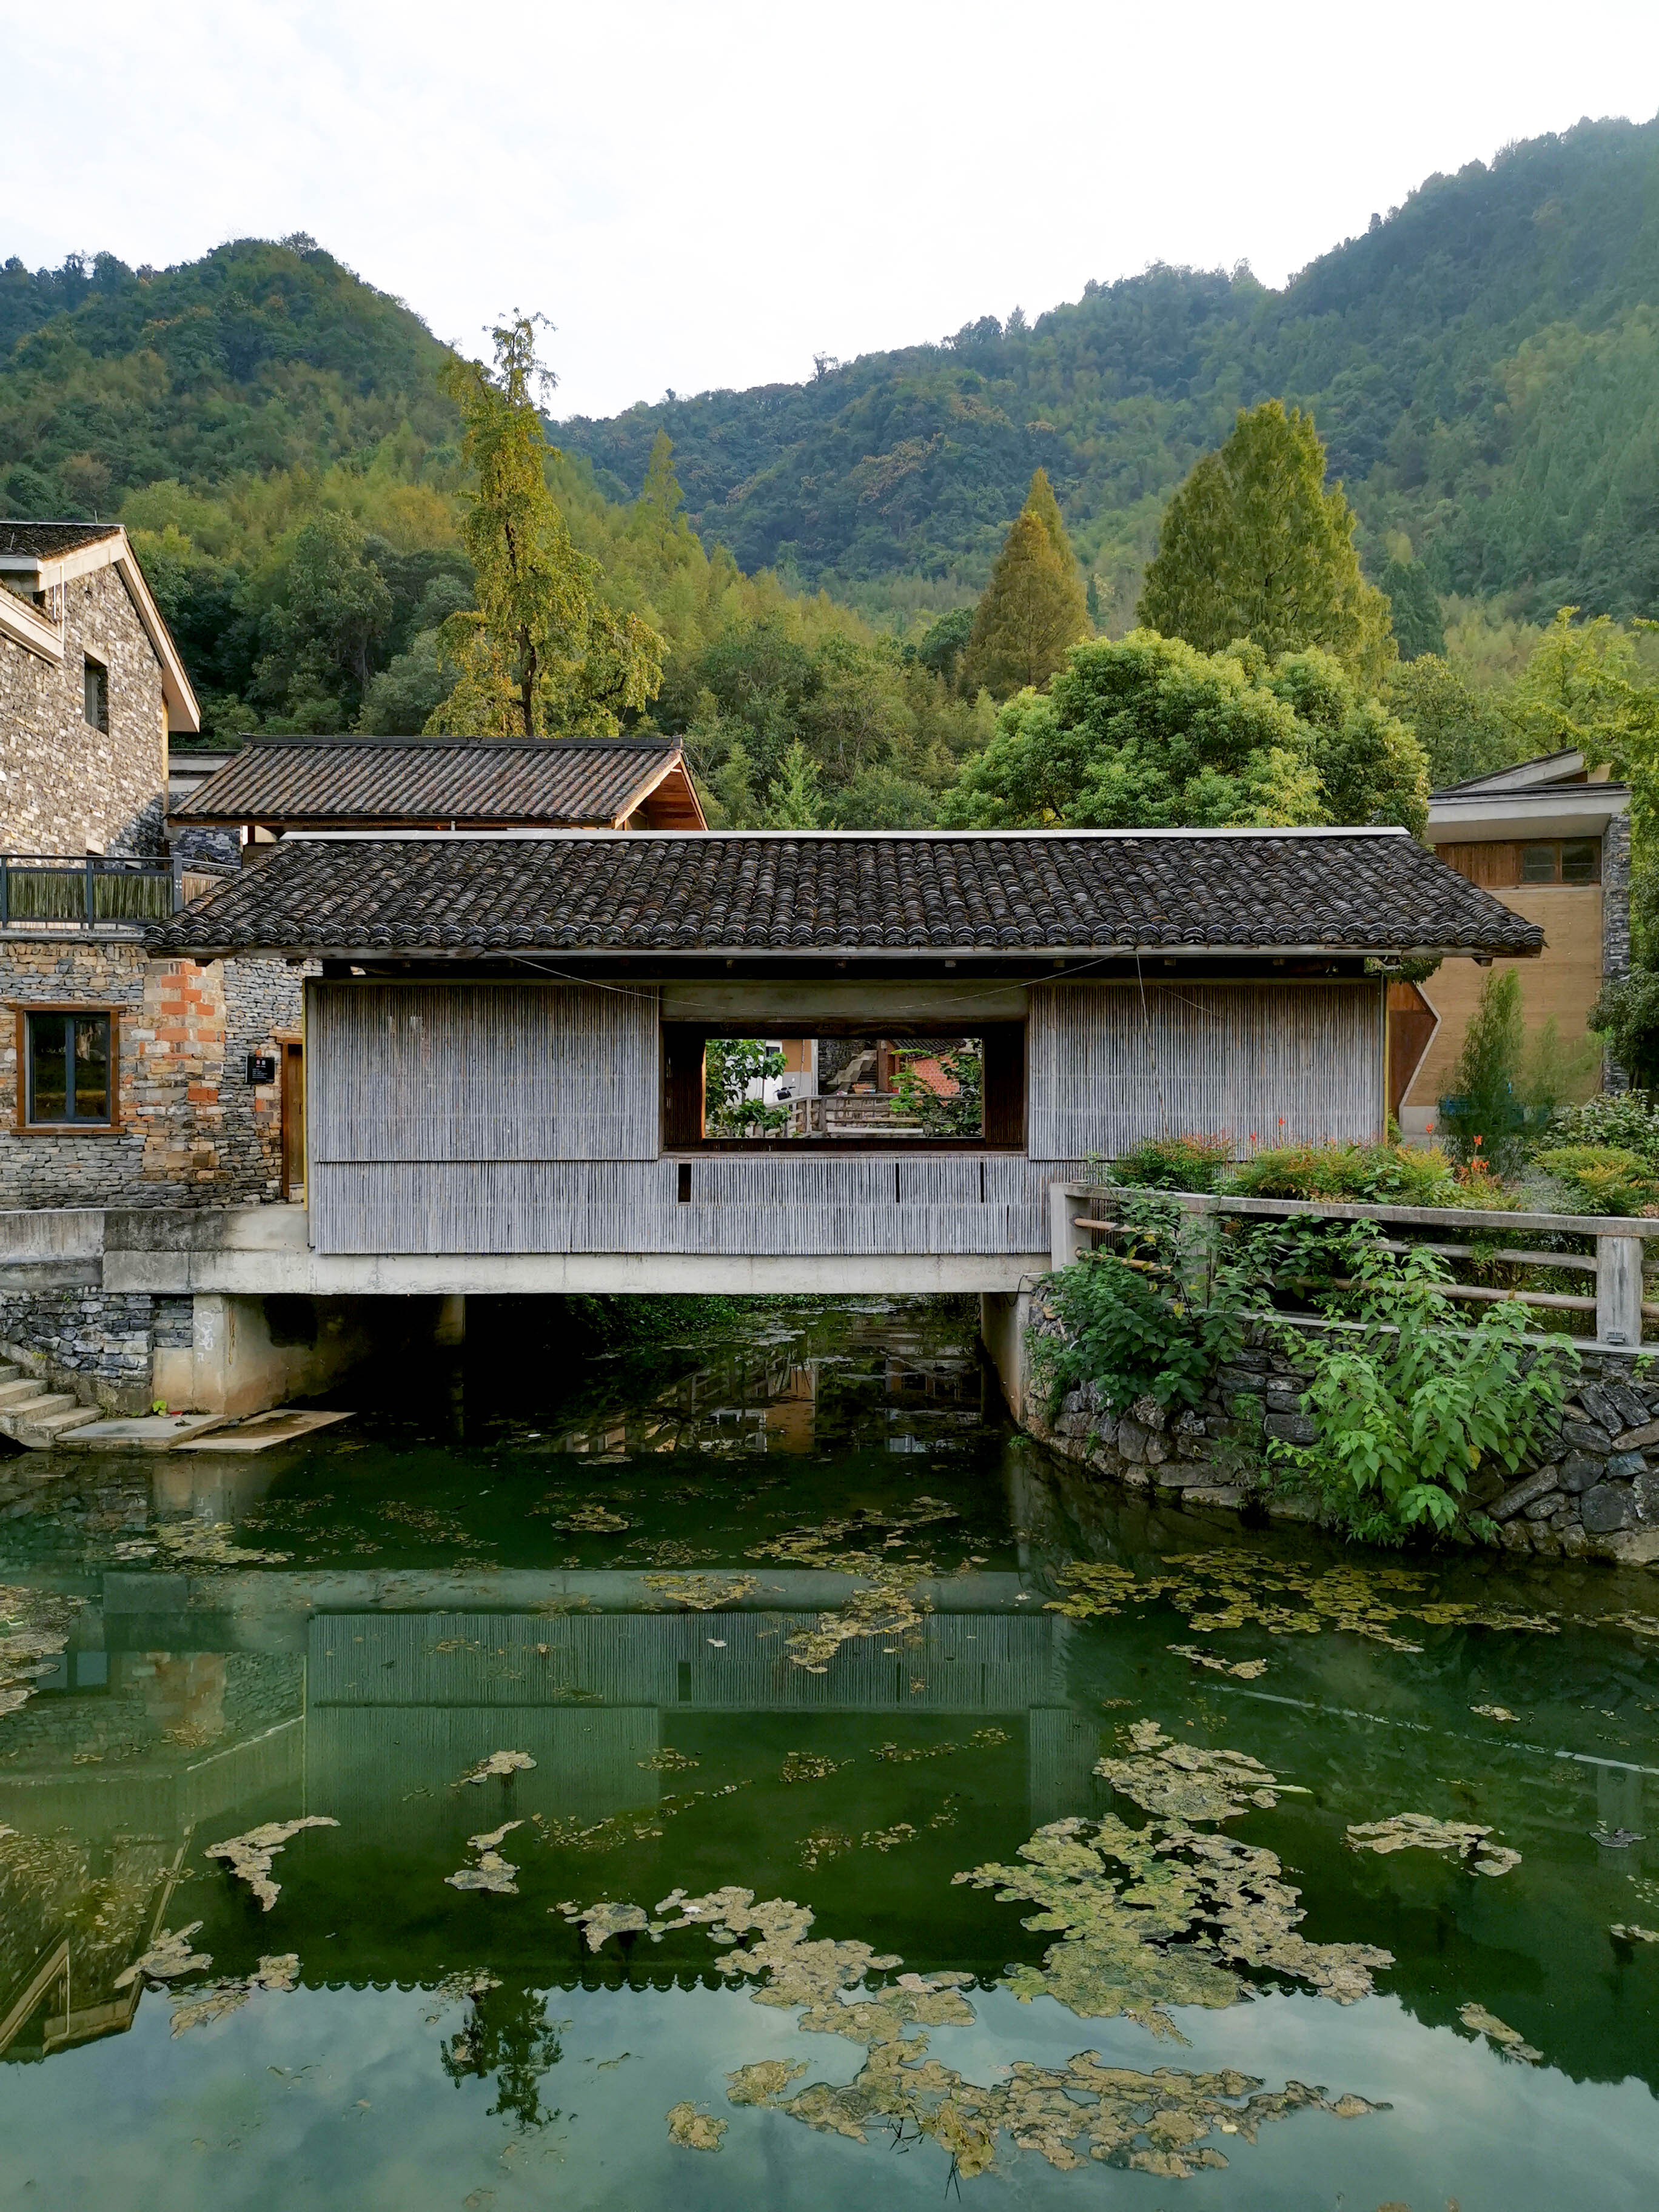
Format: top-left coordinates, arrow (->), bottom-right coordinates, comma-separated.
280,1039 -> 305,1200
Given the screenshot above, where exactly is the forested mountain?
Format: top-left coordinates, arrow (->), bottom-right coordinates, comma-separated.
558,116 -> 1659,625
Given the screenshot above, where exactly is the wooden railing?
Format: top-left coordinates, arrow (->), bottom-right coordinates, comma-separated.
1048,1182 -> 1659,1348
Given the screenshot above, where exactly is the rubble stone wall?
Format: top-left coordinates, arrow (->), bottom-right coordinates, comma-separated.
1025,1288 -> 1659,1569
0,936 -> 301,1207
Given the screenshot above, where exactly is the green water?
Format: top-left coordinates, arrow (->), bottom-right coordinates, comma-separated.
1,1295 -> 1657,2210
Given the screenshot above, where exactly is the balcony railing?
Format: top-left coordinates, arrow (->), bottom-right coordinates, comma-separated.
0,853 -> 181,927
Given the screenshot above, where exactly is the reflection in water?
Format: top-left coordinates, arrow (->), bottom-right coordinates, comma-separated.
0,1297 -> 1656,2207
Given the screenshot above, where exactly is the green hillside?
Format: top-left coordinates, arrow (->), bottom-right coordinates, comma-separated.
558,115 -> 1659,626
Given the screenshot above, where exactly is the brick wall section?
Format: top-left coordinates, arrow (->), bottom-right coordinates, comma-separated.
0,934 -> 303,1207
1025,1296 -> 1659,1567
0,567 -> 168,856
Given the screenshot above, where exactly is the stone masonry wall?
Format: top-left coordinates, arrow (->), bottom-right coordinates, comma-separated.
1025,1289 -> 1659,1569
0,935 -> 301,1207
0,565 -> 168,856
0,1289 -> 193,1411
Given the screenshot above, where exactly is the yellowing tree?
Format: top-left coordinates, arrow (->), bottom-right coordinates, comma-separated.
1138,401 -> 1395,689
964,469 -> 1090,697
429,315 -> 663,737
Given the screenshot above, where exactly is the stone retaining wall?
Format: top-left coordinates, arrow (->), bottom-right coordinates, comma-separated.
1024,1289 -> 1659,1569
0,1288 -> 195,1412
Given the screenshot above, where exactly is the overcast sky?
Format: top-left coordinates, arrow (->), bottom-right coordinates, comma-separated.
9,2 -> 1659,424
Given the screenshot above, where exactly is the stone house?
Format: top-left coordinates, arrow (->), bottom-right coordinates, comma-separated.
0,520 -> 303,1215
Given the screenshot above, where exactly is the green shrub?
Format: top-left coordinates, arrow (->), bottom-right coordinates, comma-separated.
1225,1141 -> 1456,1204
1032,1193 -> 1248,1419
1104,1134 -> 1233,1192
1267,1232 -> 1577,1540
1532,1144 -> 1659,1216
1544,1090 -> 1659,1167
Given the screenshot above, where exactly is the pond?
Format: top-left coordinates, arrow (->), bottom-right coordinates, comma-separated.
1,1294 -> 1657,2210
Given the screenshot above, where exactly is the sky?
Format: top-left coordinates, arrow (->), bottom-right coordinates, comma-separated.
9,1 -> 1659,424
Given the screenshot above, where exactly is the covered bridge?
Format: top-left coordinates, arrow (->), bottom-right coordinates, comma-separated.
138,824 -> 1540,1403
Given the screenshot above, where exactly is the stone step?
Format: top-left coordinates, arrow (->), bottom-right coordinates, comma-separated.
0,1377 -> 49,1409
0,1364 -> 21,1385
0,1395 -> 99,1447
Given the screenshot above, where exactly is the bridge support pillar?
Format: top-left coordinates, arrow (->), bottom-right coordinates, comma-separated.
154,1293 -> 378,1418
979,1290 -> 1031,1420
434,1294 -> 467,1347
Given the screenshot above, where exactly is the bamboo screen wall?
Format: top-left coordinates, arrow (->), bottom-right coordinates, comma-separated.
1025,980 -> 1386,1159
307,976 -> 1382,1256
307,979 -> 1073,1256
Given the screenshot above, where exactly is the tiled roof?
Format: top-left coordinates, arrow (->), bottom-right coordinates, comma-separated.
171,735 -> 692,827
152,829 -> 1547,960
0,520 -> 122,560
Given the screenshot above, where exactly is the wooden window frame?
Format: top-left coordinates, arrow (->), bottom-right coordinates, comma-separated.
661,1020 -> 1027,1153
12,1002 -> 122,1135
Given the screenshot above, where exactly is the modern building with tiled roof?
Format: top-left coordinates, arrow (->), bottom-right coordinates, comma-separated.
170,733 -> 706,840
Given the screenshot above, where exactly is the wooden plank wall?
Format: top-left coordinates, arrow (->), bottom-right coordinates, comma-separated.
1026,979 -> 1385,1159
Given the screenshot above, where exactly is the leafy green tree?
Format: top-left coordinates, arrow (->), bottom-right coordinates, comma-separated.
915,606 -> 974,689
253,511 -> 392,724
892,1043 -> 982,1135
705,1039 -> 789,1133
1379,556 -> 1446,660
1439,967 -> 1526,1171
758,739 -> 823,828
1265,649 -> 1429,834
1590,972 -> 1659,1085
1384,654 -> 1520,788
430,315 -> 663,736
964,471 -> 1090,697
943,631 -> 1321,828
1138,401 -> 1395,688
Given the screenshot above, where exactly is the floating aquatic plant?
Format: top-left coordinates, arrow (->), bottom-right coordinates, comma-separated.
1095,1720 -> 1296,1823
113,1923 -> 212,1989
640,1571 -> 760,1609
1346,1814 -> 1520,1876
457,1749 -> 537,1786
565,1876 -> 1382,2182
1457,2001 -> 1542,2063
170,1953 -> 299,2035
780,1752 -> 850,1783
0,1584 -> 85,1717
446,1822 -> 523,1894
1168,1644 -> 1269,1678
205,1817 -> 338,1911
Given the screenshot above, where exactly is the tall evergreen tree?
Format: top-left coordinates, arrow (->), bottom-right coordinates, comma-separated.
1138,401 -> 1395,689
964,471 -> 1089,697
428,315 -> 663,737
1379,555 -> 1446,660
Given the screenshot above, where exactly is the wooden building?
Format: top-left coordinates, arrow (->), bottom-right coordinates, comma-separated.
1396,750 -> 1631,1134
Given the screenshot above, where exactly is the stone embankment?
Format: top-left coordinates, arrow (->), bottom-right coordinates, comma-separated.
1024,1290 -> 1659,1568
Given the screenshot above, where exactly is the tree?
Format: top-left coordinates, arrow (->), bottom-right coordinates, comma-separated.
253,512 -> 392,723
631,430 -> 692,565
963,471 -> 1090,697
915,606 -> 973,689
429,315 -> 663,737
942,631 -> 1322,828
1378,556 -> 1445,660
1138,401 -> 1395,688
1265,649 -> 1429,834
1441,967 -> 1527,1173
1384,655 -> 1521,789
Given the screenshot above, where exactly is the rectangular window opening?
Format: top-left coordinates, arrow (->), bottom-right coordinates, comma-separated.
1520,842 -> 1558,884
1561,837 -> 1600,885
677,1161 -> 692,1204
83,655 -> 108,733
23,1010 -> 114,1127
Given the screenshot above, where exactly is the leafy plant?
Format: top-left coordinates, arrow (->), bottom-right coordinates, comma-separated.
1544,1087 -> 1659,1166
704,1038 -> 789,1134
1225,1141 -> 1456,1204
1033,1194 -> 1250,1421
1104,1134 -> 1233,1193
1265,1230 -> 1576,1538
1532,1144 -> 1659,1216
891,1043 -> 983,1136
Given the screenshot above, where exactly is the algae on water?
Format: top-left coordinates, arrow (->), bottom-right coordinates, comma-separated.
205,1817 -> 338,1911
1346,1814 -> 1521,1876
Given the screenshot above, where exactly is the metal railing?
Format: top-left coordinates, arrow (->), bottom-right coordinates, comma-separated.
1048,1182 -> 1659,1349
0,853 -> 224,927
